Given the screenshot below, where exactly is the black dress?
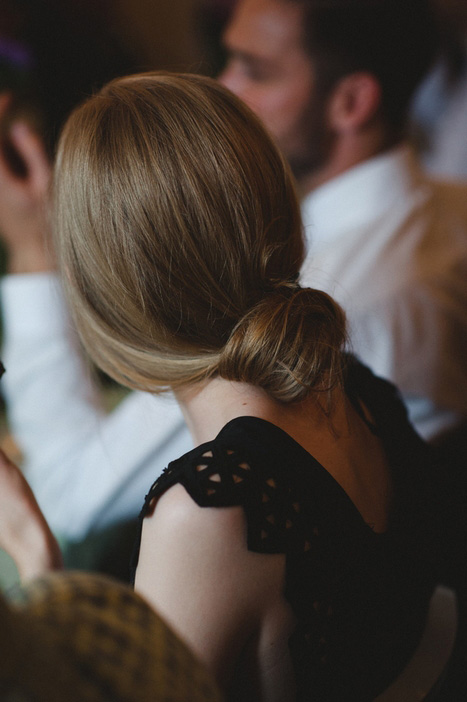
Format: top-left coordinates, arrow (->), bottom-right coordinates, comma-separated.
132,359 -> 439,701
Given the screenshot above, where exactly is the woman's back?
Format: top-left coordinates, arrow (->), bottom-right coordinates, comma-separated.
271,374 -> 393,535
133,359 -> 435,700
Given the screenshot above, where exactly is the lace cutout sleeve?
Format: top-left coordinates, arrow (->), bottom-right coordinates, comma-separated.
130,428 -> 321,583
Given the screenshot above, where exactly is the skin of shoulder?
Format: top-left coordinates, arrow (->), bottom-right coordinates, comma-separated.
134,483 -> 289,693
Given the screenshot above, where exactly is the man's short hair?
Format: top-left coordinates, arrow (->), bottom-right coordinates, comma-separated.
296,0 -> 439,134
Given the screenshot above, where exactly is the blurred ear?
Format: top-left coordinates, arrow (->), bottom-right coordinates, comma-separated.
327,72 -> 382,133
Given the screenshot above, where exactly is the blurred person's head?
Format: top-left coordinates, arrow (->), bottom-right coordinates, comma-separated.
431,0 -> 467,32
219,0 -> 438,189
55,72 -> 346,405
0,0 -> 136,159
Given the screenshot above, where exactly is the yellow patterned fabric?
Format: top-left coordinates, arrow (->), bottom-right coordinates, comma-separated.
0,571 -> 222,702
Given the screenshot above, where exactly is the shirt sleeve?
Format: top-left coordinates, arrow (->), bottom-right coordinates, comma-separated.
0,273 -> 192,540
348,271 -> 467,441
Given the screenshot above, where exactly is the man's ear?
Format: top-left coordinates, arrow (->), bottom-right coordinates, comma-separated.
327,72 -> 382,133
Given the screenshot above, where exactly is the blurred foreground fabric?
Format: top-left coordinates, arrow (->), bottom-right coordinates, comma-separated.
0,570 -> 222,702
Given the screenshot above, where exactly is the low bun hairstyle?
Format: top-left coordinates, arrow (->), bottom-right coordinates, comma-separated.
54,72 -> 346,403
219,285 -> 346,402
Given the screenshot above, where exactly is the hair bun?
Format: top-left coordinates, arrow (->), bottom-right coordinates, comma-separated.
218,286 -> 347,403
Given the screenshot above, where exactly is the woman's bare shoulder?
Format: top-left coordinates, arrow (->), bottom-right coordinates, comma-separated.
135,482 -> 286,688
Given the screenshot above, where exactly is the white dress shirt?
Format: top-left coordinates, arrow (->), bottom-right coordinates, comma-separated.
1,145 -> 467,538
300,145 -> 467,439
0,274 -> 191,539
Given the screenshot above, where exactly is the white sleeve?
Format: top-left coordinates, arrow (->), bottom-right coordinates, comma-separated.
348,278 -> 467,442
0,273 -> 192,540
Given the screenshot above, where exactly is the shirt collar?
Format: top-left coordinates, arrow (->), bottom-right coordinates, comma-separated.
301,144 -> 422,249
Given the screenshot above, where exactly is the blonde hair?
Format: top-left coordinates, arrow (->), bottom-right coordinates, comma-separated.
54,72 -> 346,402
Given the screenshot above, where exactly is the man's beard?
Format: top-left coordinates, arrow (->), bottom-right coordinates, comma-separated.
286,98 -> 336,187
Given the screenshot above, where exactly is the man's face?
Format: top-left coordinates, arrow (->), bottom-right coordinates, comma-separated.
219,0 -> 333,183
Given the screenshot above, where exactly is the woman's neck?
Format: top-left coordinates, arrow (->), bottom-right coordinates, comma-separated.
174,377 -> 338,447
175,377 -> 392,535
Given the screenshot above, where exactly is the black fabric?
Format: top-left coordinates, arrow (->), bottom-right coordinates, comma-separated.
131,358 -> 440,700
